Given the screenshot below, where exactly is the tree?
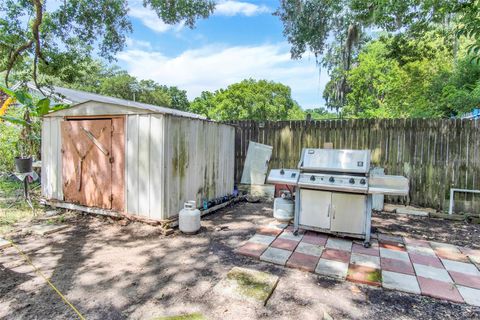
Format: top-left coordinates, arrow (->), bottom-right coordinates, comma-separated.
190,79 -> 305,121
0,0 -> 215,87
275,0 -> 480,110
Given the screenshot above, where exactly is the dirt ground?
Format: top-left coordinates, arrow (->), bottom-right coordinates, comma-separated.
1,201 -> 480,320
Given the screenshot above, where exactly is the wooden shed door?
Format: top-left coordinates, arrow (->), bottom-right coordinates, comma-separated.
61,119 -> 114,209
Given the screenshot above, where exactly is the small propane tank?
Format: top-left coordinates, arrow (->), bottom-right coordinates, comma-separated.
273,195 -> 294,222
179,201 -> 201,234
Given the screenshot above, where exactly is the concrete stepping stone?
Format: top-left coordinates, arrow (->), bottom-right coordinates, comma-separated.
449,271 -> 480,289
249,234 -> 276,246
271,238 -> 299,251
409,252 -> 443,269
441,259 -> 480,276
380,247 -> 410,262
295,242 -> 324,257
260,247 -> 292,266
30,224 -> 69,236
406,244 -> 436,256
352,242 -> 379,257
286,252 -> 320,272
403,237 -> 431,248
379,242 -> 406,252
417,276 -> 464,303
213,267 -> 279,306
321,248 -> 351,263
378,234 -> 404,244
302,232 -> 328,246
257,226 -> 283,237
350,253 -> 380,269
326,238 -> 352,252
430,241 -> 469,263
346,264 -> 382,287
413,263 -> 453,283
278,230 -> 304,242
315,258 -> 348,280
382,271 -> 420,294
0,238 -> 12,249
457,285 -> 480,307
381,257 -> 415,275
236,242 -> 268,259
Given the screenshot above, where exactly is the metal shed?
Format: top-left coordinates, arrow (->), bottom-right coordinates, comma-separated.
41,87 -> 235,221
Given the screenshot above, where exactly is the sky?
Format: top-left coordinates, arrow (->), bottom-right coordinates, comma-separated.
117,0 -> 330,109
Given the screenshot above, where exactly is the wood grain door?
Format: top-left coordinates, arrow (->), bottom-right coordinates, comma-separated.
61,119 -> 113,209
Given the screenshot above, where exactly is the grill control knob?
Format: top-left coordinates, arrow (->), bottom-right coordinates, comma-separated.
349,178 -> 355,184
310,175 -> 316,181
329,176 -> 335,183
360,178 -> 366,185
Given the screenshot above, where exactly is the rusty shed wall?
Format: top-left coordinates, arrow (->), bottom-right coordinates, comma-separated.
162,115 -> 235,219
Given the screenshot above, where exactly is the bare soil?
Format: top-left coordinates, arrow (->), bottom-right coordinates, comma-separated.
1,201 -> 480,320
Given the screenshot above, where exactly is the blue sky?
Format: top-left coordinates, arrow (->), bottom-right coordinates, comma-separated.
117,0 -> 330,109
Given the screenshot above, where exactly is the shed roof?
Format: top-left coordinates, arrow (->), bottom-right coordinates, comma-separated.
22,83 -> 206,120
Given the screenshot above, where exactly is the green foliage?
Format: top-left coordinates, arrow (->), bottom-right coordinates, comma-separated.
304,108 -> 338,120
0,0 -> 215,85
0,121 -> 20,172
190,79 -> 305,121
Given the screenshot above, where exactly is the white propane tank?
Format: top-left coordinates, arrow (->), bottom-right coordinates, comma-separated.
179,201 -> 201,234
273,197 -> 294,222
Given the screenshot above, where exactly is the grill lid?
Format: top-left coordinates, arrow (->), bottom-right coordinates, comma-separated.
299,148 -> 371,174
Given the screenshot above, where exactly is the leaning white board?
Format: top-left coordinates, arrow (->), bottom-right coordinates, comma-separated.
241,141 -> 273,185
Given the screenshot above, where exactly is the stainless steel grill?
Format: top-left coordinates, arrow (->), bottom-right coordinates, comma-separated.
267,148 -> 409,247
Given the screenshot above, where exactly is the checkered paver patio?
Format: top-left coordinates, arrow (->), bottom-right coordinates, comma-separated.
235,223 -> 480,307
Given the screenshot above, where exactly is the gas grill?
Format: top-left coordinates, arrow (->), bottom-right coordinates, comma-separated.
267,148 -> 409,247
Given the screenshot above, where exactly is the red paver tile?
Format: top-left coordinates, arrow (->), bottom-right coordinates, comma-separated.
286,252 -> 320,272
236,242 -> 268,259
352,243 -> 380,257
380,242 -> 406,252
381,257 -> 415,275
409,252 -> 444,269
417,276 -> 464,303
321,248 -> 351,263
271,238 -> 299,251
256,226 -> 283,237
459,247 -> 480,259
346,264 -> 382,287
403,237 -> 431,248
449,271 -> 480,289
434,248 -> 470,263
302,232 -> 328,246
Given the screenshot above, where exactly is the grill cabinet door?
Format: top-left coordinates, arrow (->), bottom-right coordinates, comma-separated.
299,189 -> 331,229
330,192 -> 366,235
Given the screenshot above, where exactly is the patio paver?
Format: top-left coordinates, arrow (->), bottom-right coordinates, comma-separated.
236,242 -> 268,259
441,259 -> 480,276
257,226 -> 283,237
379,248 -> 410,262
409,252 -> 444,269
321,248 -> 351,263
346,264 -> 382,287
271,238 -> 299,251
352,242 -> 380,257
413,263 -> 452,283
430,241 -> 470,262
381,257 -> 415,275
382,271 -> 420,294
417,276 -> 464,303
302,232 -> 328,246
449,271 -> 480,289
379,242 -> 406,252
260,247 -> 292,266
325,238 -> 352,252
295,242 -> 324,257
315,258 -> 349,280
406,245 -> 436,256
350,253 -> 380,269
278,230 -> 304,242
457,285 -> 480,307
249,234 -> 276,246
403,237 -> 431,248
286,252 -> 320,272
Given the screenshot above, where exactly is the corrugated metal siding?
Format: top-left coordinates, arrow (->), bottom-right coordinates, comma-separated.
125,114 -> 165,219
163,115 -> 235,219
41,117 -> 63,200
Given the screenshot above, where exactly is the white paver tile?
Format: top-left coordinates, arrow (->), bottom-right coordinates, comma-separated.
295,242 -> 324,257
350,253 -> 380,269
326,238 -> 352,252
406,245 -> 436,256
260,247 -> 292,266
382,271 -> 421,294
279,231 -> 304,242
413,263 -> 452,283
249,234 -> 276,246
315,258 -> 348,280
380,248 -> 410,262
441,259 -> 480,276
458,285 -> 480,307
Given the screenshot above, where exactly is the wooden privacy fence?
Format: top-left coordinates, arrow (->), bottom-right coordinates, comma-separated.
229,119 -> 480,212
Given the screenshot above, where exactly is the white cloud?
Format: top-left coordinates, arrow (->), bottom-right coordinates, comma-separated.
125,37 -> 152,50
117,43 -> 329,108
128,3 -> 184,33
215,1 -> 271,16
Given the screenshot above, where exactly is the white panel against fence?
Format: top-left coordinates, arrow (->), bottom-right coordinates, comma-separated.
138,115 -> 151,217
126,115 -> 139,215
149,115 -> 164,219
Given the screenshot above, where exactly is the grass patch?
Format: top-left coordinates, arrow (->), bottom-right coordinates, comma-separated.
225,267 -> 278,303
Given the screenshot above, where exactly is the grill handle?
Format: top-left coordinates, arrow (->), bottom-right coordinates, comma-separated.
332,205 -> 336,220
327,204 -> 331,217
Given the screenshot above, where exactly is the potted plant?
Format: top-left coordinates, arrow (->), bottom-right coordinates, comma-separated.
0,84 -> 65,173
